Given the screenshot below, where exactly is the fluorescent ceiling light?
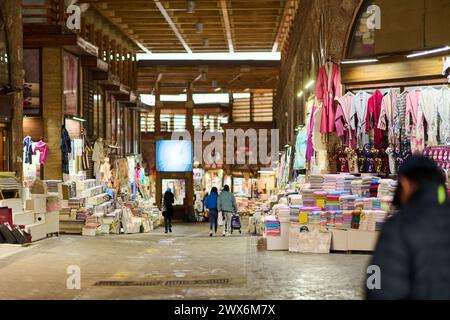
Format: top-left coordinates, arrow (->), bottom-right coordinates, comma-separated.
140,93 -> 230,105
137,52 -> 281,61
341,59 -> 379,64
406,46 -> 450,58
214,87 -> 222,92
297,91 -> 304,97
233,93 -> 250,99
72,117 -> 87,122
304,80 -> 315,89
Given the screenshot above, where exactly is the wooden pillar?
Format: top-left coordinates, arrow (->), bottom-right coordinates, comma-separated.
42,47 -> 63,180
250,91 -> 254,122
186,82 -> 194,136
3,0 -> 23,177
154,84 -> 161,139
110,39 -> 116,75
228,92 -> 233,123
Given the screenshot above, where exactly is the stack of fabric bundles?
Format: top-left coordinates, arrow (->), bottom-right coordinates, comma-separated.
310,175 -> 324,189
299,206 -> 321,224
308,210 -> 322,225
340,175 -> 358,192
326,211 -> 336,228
375,211 -> 388,231
289,205 -> 302,223
339,195 -> 359,210
354,198 -> 364,210
362,176 -> 380,197
264,217 -> 281,236
288,194 -> 303,206
363,198 -> 382,210
319,211 -> 328,227
274,205 -> 291,223
342,210 -> 353,229
76,207 -> 92,221
45,180 -> 61,194
351,180 -> 363,196
380,196 -> 394,213
326,191 -> 343,210
313,191 -> 327,209
301,189 -> 317,207
351,210 -> 362,229
323,174 -> 338,191
361,211 -> 377,231
370,180 -> 380,197
334,211 -> 344,229
69,197 -> 86,209
378,179 -> 398,197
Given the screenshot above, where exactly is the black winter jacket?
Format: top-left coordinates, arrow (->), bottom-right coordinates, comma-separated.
366,185 -> 450,300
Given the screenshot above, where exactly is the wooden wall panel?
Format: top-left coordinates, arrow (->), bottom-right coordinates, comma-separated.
23,118 -> 44,141
42,47 -> 63,180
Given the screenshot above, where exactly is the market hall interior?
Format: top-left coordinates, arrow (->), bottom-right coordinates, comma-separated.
0,0 -> 449,300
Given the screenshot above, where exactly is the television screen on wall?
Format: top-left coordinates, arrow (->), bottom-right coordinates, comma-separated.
156,140 -> 193,172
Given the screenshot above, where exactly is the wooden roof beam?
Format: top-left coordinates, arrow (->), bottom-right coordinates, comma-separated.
272,0 -> 292,52
219,0 -> 234,53
154,0 -> 192,53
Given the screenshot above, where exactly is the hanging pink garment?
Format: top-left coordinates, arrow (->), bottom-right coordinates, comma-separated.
33,140 -> 49,164
315,62 -> 341,134
406,90 -> 424,153
378,90 -> 397,146
366,90 -> 384,148
305,104 -> 316,162
336,94 -> 356,149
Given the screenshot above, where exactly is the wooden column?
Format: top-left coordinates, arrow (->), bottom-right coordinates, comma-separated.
110,39 -> 116,75
250,91 -> 255,122
154,84 -> 161,140
3,0 -> 23,177
186,82 -> 194,136
42,47 -> 63,180
228,92 -> 233,123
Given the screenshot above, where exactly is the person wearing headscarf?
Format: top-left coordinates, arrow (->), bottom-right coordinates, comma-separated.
366,155 -> 450,300
162,187 -> 175,233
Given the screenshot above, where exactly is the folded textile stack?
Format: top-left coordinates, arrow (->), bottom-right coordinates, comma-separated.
310,175 -> 324,189
264,217 -> 281,236
375,211 -> 388,231
351,180 -> 363,196
359,211 -> 373,231
307,211 -> 322,225
85,215 -> 99,229
342,210 -> 353,229
59,182 -> 77,199
288,194 -> 302,206
46,196 -> 60,212
323,174 -> 338,190
87,193 -> 110,206
274,205 -> 291,223
354,198 -> 364,210
326,192 -> 341,210
336,175 -> 358,191
334,210 -> 344,229
299,207 -> 321,224
313,191 -> 327,209
351,210 -> 362,229
380,196 -> 394,213
301,189 -> 317,207
378,179 -> 398,198
326,211 -> 336,228
289,205 -> 302,223
76,208 -> 91,221
363,198 -> 382,210
44,180 -> 61,194
0,174 -> 21,190
362,176 -> 380,197
82,185 -> 103,198
59,207 -> 76,220
370,181 -> 380,197
69,197 -> 87,209
339,195 -> 359,210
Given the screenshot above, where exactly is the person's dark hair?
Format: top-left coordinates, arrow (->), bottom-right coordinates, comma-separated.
211,187 -> 218,194
393,155 -> 446,206
223,185 -> 230,192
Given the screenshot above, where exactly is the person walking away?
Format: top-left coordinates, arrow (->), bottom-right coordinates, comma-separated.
366,155 -> 450,300
205,187 -> 219,237
162,188 -> 175,234
218,185 -> 238,237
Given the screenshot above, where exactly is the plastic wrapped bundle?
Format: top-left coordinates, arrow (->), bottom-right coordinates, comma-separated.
289,205 -> 302,223
313,191 -> 327,209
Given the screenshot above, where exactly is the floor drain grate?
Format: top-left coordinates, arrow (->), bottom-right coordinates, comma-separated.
94,279 -> 230,287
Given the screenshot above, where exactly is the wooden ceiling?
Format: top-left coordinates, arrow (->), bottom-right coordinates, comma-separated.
137,59 -> 280,94
76,0 -> 299,54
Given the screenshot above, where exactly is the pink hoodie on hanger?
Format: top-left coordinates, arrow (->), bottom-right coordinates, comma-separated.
33,140 -> 49,164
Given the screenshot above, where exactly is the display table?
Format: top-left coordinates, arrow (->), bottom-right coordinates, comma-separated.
329,228 -> 380,252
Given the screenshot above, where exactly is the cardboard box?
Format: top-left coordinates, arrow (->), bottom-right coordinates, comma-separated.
267,222 -> 289,251
26,198 -> 47,214
13,211 -> 35,226
0,199 -> 23,213
45,211 -> 59,234
26,222 -> 47,242
330,229 -> 348,251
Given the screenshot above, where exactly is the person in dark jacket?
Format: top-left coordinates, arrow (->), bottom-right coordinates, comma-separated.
163,188 -> 175,233
366,155 -> 450,300
204,187 -> 219,237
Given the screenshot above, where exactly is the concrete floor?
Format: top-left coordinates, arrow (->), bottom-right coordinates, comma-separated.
0,223 -> 371,300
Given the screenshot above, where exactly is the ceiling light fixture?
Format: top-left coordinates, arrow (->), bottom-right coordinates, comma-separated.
406,46 -> 450,58
341,59 -> 379,64
196,22 -> 203,33
214,87 -> 222,92
304,80 -> 315,90
72,117 -> 87,122
297,91 -> 304,98
187,0 -> 196,13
